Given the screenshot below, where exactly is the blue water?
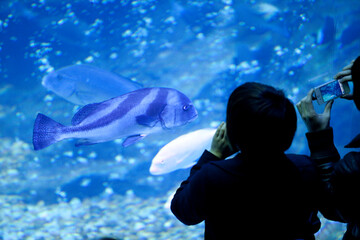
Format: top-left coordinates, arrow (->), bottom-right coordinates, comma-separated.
1,0 -> 360,239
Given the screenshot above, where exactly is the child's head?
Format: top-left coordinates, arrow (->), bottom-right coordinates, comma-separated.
226,82 -> 297,153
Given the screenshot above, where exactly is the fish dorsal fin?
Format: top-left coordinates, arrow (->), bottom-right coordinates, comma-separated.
71,102 -> 109,125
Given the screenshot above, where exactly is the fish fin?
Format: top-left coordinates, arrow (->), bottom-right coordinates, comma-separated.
75,139 -> 99,147
33,113 -> 66,150
136,115 -> 159,127
122,134 -> 146,147
71,102 -> 109,125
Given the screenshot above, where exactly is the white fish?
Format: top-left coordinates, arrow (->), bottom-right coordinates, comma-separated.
149,128 -> 216,175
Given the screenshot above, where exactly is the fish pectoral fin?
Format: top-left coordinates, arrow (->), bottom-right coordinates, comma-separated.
136,115 -> 159,127
122,134 -> 146,147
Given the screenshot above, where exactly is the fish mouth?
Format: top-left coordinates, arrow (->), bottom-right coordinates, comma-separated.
188,112 -> 198,123
149,165 -> 161,175
161,112 -> 198,129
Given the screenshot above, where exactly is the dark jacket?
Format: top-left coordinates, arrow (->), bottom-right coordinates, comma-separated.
306,127 -> 360,240
304,56 -> 360,240
171,150 -> 321,240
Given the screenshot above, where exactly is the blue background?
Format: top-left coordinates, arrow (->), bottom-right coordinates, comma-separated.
1,0 -> 360,239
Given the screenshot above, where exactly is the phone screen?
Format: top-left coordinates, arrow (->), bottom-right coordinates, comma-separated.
319,80 -> 343,102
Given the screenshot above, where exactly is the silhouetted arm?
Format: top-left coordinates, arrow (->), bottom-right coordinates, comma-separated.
171,150 -> 220,225
306,128 -> 342,221
306,128 -> 340,184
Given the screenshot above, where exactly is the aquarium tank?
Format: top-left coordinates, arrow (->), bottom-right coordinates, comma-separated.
1,0 -> 360,239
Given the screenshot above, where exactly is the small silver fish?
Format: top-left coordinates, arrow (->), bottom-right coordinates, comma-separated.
42,64 -> 142,105
33,88 -> 198,150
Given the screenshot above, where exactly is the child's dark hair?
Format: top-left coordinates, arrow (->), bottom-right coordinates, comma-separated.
226,82 -> 297,153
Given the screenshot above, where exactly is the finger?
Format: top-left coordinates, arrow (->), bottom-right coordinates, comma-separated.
339,75 -> 352,83
220,122 -> 225,132
296,95 -> 308,111
218,124 -> 225,139
334,70 -> 351,79
296,100 -> 306,117
306,88 -> 315,101
296,89 -> 316,114
334,70 -> 349,79
324,100 -> 334,115
296,100 -> 304,112
219,122 -> 225,137
222,122 -> 227,135
343,62 -> 354,71
297,95 -> 307,105
223,122 -> 229,139
341,93 -> 354,100
222,122 -> 229,140
215,123 -> 222,137
221,121 -> 226,131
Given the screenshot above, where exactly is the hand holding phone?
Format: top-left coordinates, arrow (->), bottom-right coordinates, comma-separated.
314,80 -> 350,104
297,89 -> 333,132
334,60 -> 355,100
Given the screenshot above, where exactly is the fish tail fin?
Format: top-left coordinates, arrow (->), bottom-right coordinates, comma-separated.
33,113 -> 66,150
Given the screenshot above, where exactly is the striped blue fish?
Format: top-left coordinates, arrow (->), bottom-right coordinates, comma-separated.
33,88 -> 198,150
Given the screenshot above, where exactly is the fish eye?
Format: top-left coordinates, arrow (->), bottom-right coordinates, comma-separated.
183,105 -> 190,111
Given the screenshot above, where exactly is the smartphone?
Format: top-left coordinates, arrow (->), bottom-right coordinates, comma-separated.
314,80 -> 350,104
